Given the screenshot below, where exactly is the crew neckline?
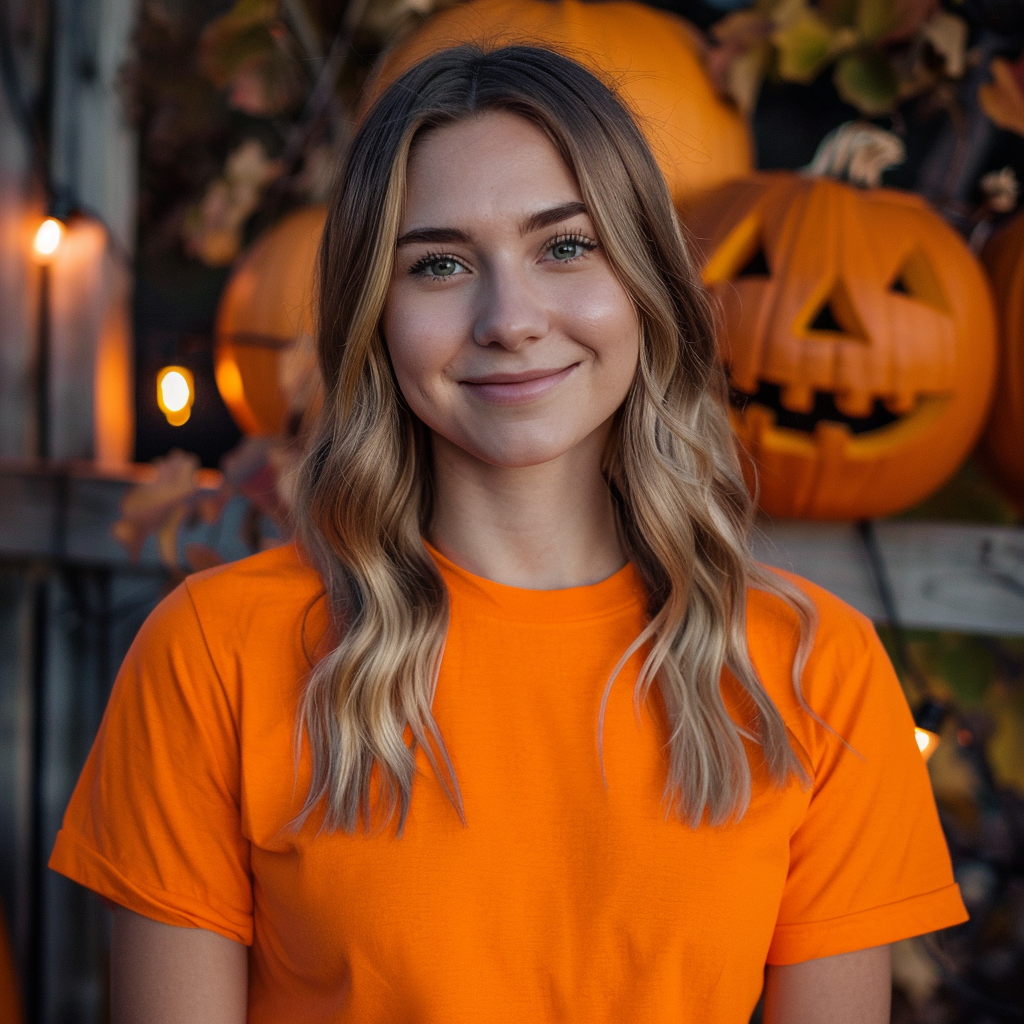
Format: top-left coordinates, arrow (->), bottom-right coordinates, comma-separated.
424,540 -> 646,624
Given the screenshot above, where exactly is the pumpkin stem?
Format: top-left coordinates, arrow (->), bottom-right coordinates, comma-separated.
804,122 -> 905,189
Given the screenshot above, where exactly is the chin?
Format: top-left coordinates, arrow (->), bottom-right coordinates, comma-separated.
453,427 -> 586,470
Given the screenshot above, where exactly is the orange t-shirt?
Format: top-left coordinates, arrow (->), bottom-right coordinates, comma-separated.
50,543 -> 965,1022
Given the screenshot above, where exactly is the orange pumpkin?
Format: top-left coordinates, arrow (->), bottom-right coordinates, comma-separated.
368,0 -> 752,210
214,205 -> 325,435
684,174 -> 997,520
979,210 -> 1024,509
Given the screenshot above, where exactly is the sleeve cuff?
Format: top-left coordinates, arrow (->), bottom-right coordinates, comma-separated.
767,883 -> 968,965
48,828 -> 253,946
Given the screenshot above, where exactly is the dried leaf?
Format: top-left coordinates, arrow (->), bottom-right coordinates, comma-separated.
881,0 -> 940,43
833,48 -> 899,114
979,55 -> 1024,138
200,0 -> 278,85
156,504 -> 187,570
920,10 -> 967,79
979,166 -> 1019,214
728,42 -> 773,114
200,0 -> 305,116
221,436 -> 294,528
111,450 -> 200,563
805,120 -> 905,185
707,10 -> 773,107
182,140 -> 282,266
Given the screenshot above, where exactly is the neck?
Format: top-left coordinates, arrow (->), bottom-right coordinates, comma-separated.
426,430 -> 626,590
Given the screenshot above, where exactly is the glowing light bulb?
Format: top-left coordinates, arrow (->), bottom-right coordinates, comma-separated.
157,366 -> 194,426
914,727 -> 940,762
33,218 -> 65,263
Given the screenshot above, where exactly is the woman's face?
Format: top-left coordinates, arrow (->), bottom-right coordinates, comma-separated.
382,111 -> 640,470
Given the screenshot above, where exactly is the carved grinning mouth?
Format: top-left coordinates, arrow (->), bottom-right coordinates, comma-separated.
729,381 -> 904,435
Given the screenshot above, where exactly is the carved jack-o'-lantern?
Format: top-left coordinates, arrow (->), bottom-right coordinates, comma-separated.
979,210 -> 1024,510
215,206 -> 326,435
685,172 -> 997,520
368,0 -> 752,210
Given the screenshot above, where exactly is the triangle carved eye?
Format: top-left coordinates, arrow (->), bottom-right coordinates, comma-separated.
736,246 -> 770,278
810,301 -> 844,333
887,249 -> 950,312
803,281 -> 867,341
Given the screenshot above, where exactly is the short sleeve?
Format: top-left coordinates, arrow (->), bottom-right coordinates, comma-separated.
48,580 -> 253,944
767,609 -> 967,964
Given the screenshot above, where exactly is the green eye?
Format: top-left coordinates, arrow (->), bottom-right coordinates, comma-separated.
551,241 -> 582,260
430,257 -> 459,276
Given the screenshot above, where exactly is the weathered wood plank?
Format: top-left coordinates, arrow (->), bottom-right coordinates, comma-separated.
754,520 -> 1024,635
2,462 -> 1023,635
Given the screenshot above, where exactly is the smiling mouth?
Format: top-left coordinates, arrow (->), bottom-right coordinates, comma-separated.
460,364 -> 578,404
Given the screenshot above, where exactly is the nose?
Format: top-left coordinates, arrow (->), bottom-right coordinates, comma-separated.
472,263 -> 549,351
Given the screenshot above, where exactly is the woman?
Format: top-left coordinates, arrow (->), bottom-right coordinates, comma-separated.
51,45 -> 966,1023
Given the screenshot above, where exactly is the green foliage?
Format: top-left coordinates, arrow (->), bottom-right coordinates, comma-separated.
710,0 -> 967,116
834,48 -> 899,113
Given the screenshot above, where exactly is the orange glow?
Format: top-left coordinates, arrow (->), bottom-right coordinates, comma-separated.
214,348 -> 261,435
915,727 -> 940,762
33,218 -> 65,263
157,366 -> 194,426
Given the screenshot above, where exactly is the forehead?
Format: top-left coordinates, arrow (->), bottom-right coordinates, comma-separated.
402,111 -> 583,227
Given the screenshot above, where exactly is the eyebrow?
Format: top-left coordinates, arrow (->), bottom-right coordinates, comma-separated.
395,200 -> 589,247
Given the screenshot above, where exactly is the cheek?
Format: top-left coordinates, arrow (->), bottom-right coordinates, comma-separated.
382,287 -> 462,402
560,277 -> 640,386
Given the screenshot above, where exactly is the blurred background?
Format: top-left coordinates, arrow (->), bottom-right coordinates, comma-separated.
1,0 -> 1023,1021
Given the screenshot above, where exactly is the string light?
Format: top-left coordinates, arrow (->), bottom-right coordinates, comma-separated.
914,727 -> 940,761
156,366 -> 194,426
32,217 -> 65,263
913,699 -> 947,763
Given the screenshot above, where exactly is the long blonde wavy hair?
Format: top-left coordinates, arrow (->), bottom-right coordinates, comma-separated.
296,44 -> 816,833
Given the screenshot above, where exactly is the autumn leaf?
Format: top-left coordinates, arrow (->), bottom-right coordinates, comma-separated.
855,0 -> 901,44
200,0 -> 306,116
980,166 -> 1020,215
834,48 -> 899,114
111,450 -> 201,565
728,42 -> 774,114
773,4 -> 855,83
805,121 -> 905,186
920,10 -> 967,79
707,10 -> 773,110
182,139 -> 282,266
200,0 -> 279,86
221,436 -> 296,529
979,54 -> 1024,138
881,0 -> 940,43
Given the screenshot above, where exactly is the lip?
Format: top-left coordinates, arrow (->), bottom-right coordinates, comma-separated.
459,364 -> 578,405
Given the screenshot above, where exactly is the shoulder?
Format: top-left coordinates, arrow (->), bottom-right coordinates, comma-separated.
181,541 -> 324,626
744,567 -> 906,758
183,541 -> 323,606
746,565 -> 880,681
132,542 -> 326,687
